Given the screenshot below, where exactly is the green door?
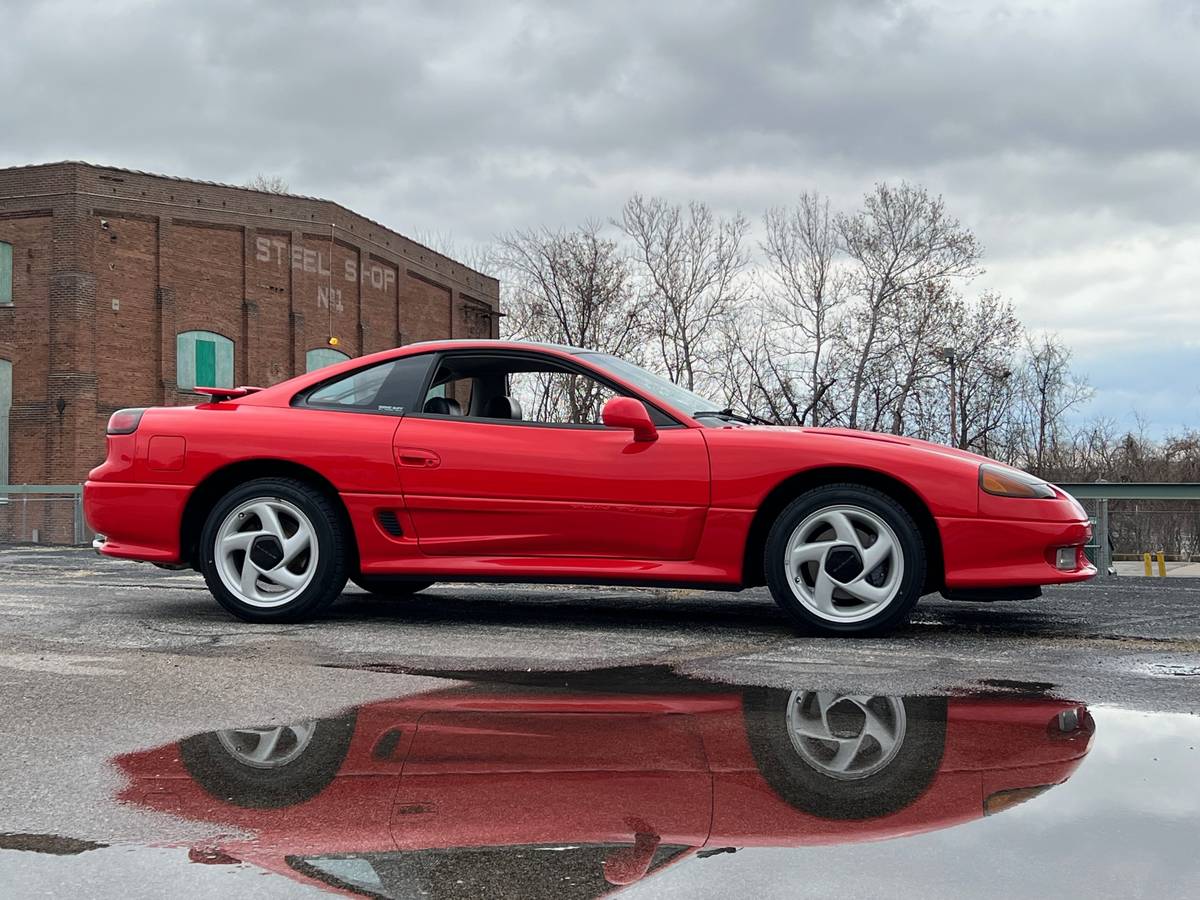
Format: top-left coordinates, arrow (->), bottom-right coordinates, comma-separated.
195,339 -> 217,387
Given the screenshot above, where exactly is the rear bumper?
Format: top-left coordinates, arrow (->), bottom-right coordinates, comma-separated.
83,480 -> 191,563
939,516 -> 1097,589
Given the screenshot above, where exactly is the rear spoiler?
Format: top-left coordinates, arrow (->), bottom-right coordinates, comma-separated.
194,386 -> 264,401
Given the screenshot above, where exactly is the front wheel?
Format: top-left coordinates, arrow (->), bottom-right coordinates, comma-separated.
764,484 -> 926,636
743,688 -> 947,819
199,477 -> 348,622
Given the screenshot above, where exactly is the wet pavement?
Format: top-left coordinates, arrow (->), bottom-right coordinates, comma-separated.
1,547 -> 1199,897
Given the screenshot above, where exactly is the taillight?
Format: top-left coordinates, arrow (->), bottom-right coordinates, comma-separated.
107,408 -> 146,435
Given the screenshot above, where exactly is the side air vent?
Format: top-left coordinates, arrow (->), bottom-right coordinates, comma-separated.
376,510 -> 404,538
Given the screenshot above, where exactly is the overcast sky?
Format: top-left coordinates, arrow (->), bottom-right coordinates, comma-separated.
3,0 -> 1198,432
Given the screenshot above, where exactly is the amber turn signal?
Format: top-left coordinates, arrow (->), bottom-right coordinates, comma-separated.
979,464 -> 1056,499
984,784 -> 1055,816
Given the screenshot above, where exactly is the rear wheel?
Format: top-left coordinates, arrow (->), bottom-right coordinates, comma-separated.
764,484 -> 925,636
179,711 -> 357,808
199,477 -> 348,622
351,575 -> 435,597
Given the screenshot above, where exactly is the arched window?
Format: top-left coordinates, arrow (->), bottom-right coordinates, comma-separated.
176,331 -> 234,390
0,242 -> 12,306
0,359 -> 11,486
306,348 -> 351,373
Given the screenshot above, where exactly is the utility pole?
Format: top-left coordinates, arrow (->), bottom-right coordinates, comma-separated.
941,347 -> 957,448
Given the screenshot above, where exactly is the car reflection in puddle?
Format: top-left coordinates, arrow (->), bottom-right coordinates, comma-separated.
108,671 -> 1095,898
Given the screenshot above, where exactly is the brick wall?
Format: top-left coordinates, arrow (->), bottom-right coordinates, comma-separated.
0,161 -> 500,504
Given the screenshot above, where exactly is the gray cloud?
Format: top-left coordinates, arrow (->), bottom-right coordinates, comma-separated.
2,0 -> 1198,430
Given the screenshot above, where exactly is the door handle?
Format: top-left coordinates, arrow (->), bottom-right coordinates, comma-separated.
395,447 -> 441,468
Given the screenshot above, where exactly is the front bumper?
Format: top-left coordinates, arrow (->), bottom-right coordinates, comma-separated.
938,516 -> 1097,589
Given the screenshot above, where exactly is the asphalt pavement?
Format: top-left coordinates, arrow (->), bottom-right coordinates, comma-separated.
1,545 -> 1197,713
1,545 -> 1198,898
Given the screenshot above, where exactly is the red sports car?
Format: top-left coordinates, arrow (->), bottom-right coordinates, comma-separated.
114,681 -> 1095,897
85,340 -> 1095,634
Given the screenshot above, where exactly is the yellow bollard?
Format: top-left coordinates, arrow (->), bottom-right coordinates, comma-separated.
1143,552 -> 1152,576
1157,551 -> 1167,578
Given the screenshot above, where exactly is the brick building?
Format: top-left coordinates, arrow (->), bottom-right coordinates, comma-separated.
0,161 -> 499,539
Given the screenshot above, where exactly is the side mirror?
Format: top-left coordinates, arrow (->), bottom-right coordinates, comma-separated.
602,396 -> 658,442
602,830 -> 661,886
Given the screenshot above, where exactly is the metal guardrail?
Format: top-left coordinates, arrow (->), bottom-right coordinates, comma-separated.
0,484 -> 87,545
1056,482 -> 1200,501
1055,482 -> 1200,577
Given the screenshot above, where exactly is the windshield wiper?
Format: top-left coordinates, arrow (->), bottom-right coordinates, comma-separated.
692,407 -> 775,426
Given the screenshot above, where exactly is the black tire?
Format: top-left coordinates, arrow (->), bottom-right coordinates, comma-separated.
351,575 -> 435,597
179,711 -> 357,809
198,477 -> 348,623
743,688 -> 947,819
764,484 -> 926,637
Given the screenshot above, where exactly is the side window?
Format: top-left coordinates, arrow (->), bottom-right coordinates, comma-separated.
306,348 -> 350,372
508,369 -> 616,425
303,354 -> 431,415
177,331 -> 234,390
419,354 -> 638,426
0,242 -> 12,306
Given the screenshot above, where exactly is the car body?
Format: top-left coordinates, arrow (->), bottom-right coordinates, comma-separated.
85,340 -> 1095,633
114,680 -> 1096,897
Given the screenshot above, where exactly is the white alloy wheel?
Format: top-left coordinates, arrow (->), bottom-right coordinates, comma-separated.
785,690 -> 908,781
783,504 -> 905,623
215,723 -> 317,769
214,498 -> 319,608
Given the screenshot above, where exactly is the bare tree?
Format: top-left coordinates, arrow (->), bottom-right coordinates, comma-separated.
947,292 -> 1022,453
761,193 -> 845,425
493,223 -> 641,422
1017,333 -> 1093,475
620,196 -> 749,390
245,173 -> 291,194
837,182 -> 983,430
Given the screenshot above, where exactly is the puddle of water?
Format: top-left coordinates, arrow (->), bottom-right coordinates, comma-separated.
1,671 -> 1196,899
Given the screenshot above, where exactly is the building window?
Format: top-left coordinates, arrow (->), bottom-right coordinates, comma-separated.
306,348 -> 350,372
176,331 -> 234,390
0,359 -> 11,486
0,242 -> 12,306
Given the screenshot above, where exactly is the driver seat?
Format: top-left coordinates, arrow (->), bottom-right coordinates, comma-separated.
484,396 -> 523,420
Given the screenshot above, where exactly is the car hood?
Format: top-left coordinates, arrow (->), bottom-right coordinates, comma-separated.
749,425 -> 997,466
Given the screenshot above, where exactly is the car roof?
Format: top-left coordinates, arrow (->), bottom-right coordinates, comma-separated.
402,339 -> 593,355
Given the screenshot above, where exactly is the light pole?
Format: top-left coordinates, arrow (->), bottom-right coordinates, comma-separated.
940,346 -> 957,448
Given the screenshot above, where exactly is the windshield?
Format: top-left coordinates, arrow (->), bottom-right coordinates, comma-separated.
577,352 -> 721,419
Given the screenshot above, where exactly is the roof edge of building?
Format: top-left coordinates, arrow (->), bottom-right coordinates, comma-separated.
0,159 -> 497,289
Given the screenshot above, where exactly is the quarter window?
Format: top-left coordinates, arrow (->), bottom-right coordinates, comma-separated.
176,331 -> 234,390
302,355 -> 431,415
0,242 -> 12,305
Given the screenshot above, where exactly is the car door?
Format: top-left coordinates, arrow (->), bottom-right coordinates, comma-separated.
391,702 -> 713,855
392,350 -> 711,560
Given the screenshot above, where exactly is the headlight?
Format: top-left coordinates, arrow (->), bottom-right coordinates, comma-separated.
979,464 -> 1056,499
